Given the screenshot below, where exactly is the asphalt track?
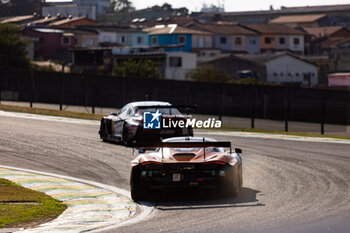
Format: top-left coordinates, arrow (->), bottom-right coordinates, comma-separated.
0,114 -> 349,233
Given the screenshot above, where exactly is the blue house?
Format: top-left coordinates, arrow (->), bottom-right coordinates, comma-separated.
148,25 -> 212,52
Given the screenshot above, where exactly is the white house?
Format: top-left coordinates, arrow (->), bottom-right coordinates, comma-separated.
165,52 -> 197,80
241,53 -> 318,86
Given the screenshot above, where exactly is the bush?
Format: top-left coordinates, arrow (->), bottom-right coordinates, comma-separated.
112,59 -> 162,79
186,66 -> 231,83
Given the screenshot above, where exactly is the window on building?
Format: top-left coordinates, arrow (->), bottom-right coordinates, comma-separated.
152,36 -> 158,45
279,37 -> 285,44
220,36 -> 227,44
121,36 -> 126,43
294,38 -> 300,45
265,37 -> 272,44
169,57 -> 182,67
235,37 -> 242,45
137,36 -> 143,44
178,36 -> 186,44
250,39 -> 256,45
62,36 -> 71,45
280,72 -> 284,76
87,38 -> 94,46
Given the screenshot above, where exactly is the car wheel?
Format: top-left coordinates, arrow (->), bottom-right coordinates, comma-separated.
99,121 -> 108,142
220,167 -> 239,198
131,184 -> 148,201
130,169 -> 148,201
122,125 -> 131,147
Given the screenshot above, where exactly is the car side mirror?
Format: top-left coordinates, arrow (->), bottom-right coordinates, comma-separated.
235,148 -> 242,154
138,149 -> 145,154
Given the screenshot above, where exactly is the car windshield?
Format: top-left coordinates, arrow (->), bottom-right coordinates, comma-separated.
137,107 -> 181,115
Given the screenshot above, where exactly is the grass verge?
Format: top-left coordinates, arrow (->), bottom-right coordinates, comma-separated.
1,103 -> 349,140
0,178 -> 66,228
0,104 -> 103,121
198,126 -> 350,140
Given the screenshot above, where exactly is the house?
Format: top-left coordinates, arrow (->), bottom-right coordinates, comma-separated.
22,28 -> 76,61
148,24 -> 212,53
85,26 -> 148,47
187,22 -> 260,54
198,54 -> 267,80
269,14 -> 328,27
241,24 -> 305,55
49,17 -> 98,28
240,53 -> 318,87
68,28 -> 99,47
164,52 -> 197,80
70,48 -> 197,80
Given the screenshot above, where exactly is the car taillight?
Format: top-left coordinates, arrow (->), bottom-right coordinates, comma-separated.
141,161 -> 163,166
203,161 -> 226,165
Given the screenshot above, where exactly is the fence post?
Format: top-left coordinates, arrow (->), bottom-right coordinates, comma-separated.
60,75 -> 64,111
251,85 -> 257,129
284,87 -> 290,132
321,96 -> 326,135
30,70 -> 33,108
91,77 -> 95,114
219,85 -> 225,121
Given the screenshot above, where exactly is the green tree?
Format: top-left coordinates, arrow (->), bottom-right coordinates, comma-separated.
0,23 -> 30,69
113,59 -> 162,79
186,66 -> 231,83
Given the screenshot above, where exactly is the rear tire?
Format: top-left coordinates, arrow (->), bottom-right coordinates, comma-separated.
220,167 -> 240,198
122,125 -> 131,147
99,121 -> 108,142
130,169 -> 148,201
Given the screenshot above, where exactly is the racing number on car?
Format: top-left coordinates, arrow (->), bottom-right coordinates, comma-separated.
173,173 -> 181,182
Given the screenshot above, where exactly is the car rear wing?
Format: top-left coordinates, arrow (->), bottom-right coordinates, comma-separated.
134,141 -> 231,149
133,140 -> 233,161
136,105 -> 197,113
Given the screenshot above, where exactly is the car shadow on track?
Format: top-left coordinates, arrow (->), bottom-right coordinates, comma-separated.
150,187 -> 264,211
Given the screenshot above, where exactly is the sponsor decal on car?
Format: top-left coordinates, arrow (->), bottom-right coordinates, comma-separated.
143,110 -> 222,129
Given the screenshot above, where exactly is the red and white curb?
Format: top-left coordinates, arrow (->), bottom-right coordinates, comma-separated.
0,165 -> 153,233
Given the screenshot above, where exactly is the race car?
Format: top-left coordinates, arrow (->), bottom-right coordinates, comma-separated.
130,137 -> 243,201
99,101 -> 194,146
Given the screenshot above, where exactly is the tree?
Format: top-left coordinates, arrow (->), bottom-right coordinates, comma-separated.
186,66 -> 231,83
113,59 -> 162,79
0,23 -> 30,69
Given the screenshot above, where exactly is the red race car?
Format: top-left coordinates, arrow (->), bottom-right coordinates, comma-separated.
130,137 -> 243,201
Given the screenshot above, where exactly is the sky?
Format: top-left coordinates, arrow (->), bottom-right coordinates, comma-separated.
47,0 -> 350,12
